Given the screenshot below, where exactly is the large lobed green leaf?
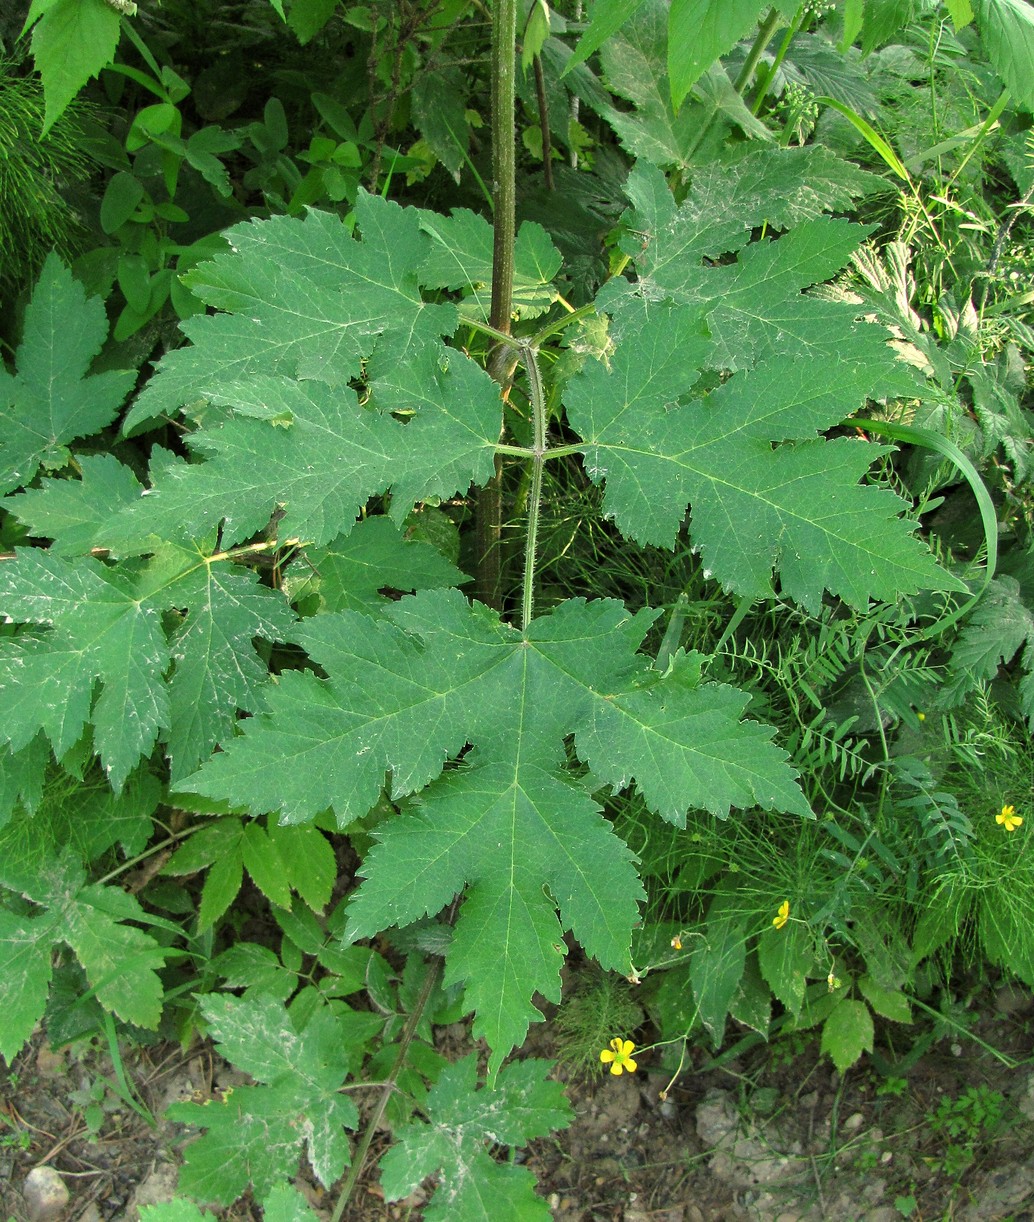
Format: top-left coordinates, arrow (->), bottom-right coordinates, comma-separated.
180,590 -> 808,1070
0,543 -> 296,789
122,193 -> 462,431
0,138 -> 965,1080
578,160 -> 966,611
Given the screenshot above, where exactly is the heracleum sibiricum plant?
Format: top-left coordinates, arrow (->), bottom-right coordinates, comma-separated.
2,0 -> 1012,1213
0,152 -> 967,1200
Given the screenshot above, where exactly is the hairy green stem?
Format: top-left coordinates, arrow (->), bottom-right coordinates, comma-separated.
489,0 -> 517,332
751,6 -> 801,114
734,6 -> 781,95
681,7 -> 783,170
520,344 -> 547,629
474,0 -> 519,610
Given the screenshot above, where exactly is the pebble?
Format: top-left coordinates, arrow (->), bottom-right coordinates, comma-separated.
23,1167 -> 70,1222
123,1163 -> 179,1220
35,1045 -> 66,1078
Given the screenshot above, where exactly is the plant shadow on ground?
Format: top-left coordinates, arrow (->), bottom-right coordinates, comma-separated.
3,977 -> 1033,1222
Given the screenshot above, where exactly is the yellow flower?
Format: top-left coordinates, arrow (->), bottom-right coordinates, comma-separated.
772,900 -> 790,930
996,804 -> 1023,833
599,1037 -> 638,1076
670,934 -> 683,950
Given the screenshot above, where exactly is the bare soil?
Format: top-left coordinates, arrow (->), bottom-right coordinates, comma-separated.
3,985 -> 1033,1222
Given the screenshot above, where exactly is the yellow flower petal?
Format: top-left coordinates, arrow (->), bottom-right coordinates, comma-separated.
773,900 -> 790,930
600,1037 -> 638,1075
997,805 -> 1023,832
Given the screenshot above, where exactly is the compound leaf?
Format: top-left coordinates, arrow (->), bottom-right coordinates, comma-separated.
296,516 -> 466,616
577,650 -> 811,819
0,544 -> 295,788
167,994 -> 357,1204
5,454 -> 142,557
135,543 -> 297,779
379,1054 -> 571,1220
112,349 -> 499,553
608,153 -> 884,308
164,818 -> 335,930
0,551 -> 169,790
0,853 -> 166,1059
570,221 -> 965,609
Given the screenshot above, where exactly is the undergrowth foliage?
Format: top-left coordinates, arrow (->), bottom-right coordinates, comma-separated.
1,143 -> 962,1195
1,0 -> 1033,1214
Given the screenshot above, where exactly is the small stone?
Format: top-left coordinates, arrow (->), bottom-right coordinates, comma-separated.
35,1045 -> 66,1078
23,1167 -> 70,1222
844,1111 -> 864,1131
995,983 -> 1033,1015
124,1164 -> 179,1220
696,1089 -> 739,1148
